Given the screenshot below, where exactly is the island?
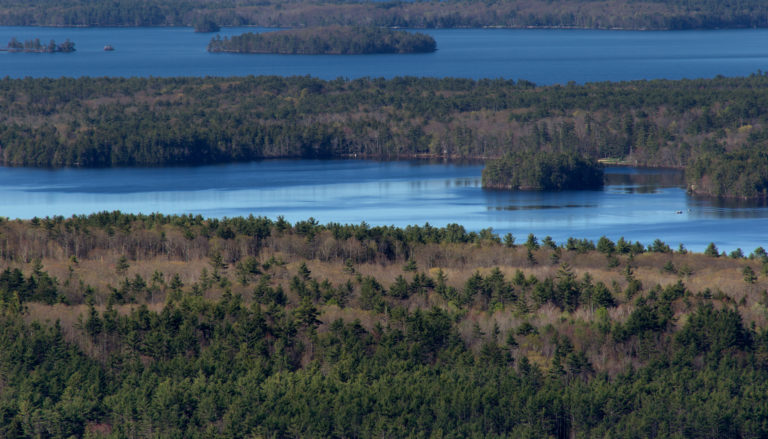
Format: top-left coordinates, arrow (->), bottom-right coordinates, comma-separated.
207,26 -> 437,54
2,37 -> 75,53
482,151 -> 604,191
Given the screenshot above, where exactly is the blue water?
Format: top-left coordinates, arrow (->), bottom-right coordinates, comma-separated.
0,160 -> 765,252
1,26 -> 768,83
1,27 -> 767,251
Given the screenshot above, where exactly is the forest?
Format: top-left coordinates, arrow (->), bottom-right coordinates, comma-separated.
207,26 -> 436,54
1,74 -> 767,196
0,212 -> 767,437
481,151 -> 603,191
0,0 -> 766,30
686,147 -> 768,199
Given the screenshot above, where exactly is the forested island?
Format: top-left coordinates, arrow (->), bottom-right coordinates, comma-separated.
0,212 -> 766,436
482,151 -> 603,191
2,74 -> 768,197
207,26 -> 436,54
2,37 -> 75,53
0,0 -> 766,30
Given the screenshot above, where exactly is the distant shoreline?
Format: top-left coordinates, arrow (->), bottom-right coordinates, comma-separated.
0,24 -> 760,31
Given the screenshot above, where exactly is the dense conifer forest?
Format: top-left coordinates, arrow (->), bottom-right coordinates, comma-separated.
1,74 -> 767,196
0,0 -> 766,30
686,148 -> 768,199
0,212 -> 767,437
481,151 -> 603,190
207,26 -> 436,54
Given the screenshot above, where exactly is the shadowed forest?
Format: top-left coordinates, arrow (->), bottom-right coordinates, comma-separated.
1,212 -> 768,437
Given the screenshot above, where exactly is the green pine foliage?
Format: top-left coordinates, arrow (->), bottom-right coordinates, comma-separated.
482,151 -> 603,191
686,147 -> 768,199
0,213 -> 767,436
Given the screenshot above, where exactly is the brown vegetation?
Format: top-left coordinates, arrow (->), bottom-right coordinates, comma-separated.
1,214 -> 765,376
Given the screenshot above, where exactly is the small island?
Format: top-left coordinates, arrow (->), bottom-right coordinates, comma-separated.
207,26 -> 437,54
2,37 -> 75,53
482,151 -> 604,191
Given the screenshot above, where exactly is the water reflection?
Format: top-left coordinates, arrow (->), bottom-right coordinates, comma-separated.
603,166 -> 685,194
454,178 -> 480,187
492,204 -> 598,211
604,167 -> 685,186
0,160 -> 766,252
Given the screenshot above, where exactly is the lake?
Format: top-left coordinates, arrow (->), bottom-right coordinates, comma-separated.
1,26 -> 768,83
1,27 -> 767,252
0,160 -> 764,253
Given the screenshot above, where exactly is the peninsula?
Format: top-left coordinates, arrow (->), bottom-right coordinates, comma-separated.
686,148 -> 768,199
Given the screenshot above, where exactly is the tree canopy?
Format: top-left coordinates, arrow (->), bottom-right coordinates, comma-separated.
0,0 -> 767,30
3,74 -> 768,197
482,151 -> 603,191
1,212 -> 767,437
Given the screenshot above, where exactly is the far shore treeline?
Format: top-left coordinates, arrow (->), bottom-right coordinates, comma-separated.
208,26 -> 437,54
0,0 -> 766,30
1,75 -> 767,198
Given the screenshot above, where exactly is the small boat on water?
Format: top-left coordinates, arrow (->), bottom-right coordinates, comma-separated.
103,44 -> 115,51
